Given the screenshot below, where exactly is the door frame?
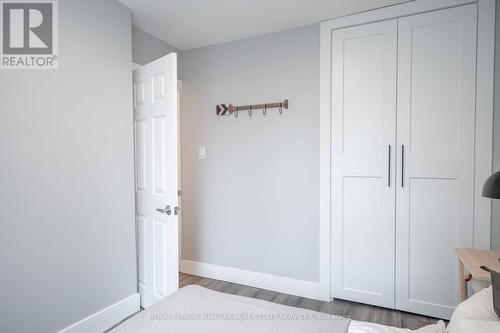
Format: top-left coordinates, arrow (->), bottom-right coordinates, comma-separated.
319,0 -> 495,301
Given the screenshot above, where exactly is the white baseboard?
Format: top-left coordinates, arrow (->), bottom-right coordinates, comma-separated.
57,293 -> 140,333
180,260 -> 325,301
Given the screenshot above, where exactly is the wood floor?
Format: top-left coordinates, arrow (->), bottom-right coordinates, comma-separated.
110,273 -> 441,331
179,273 -> 440,330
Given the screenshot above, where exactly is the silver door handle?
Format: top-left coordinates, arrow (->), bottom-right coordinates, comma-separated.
174,206 -> 180,215
401,145 -> 405,188
388,145 -> 391,187
156,205 -> 172,215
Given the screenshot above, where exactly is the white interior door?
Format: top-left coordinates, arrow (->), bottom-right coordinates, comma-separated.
133,53 -> 179,308
331,19 -> 397,308
395,5 -> 477,319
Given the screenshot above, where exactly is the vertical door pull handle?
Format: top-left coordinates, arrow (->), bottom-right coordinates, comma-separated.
388,145 -> 391,187
401,145 -> 405,188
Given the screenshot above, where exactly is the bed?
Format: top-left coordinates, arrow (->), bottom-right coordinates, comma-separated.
110,284 -> 499,333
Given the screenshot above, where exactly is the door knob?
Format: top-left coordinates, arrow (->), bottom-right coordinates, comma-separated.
174,206 -> 180,215
156,205 -> 172,215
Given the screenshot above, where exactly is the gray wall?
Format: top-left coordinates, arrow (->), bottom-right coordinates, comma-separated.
132,25 -> 178,65
179,24 -> 320,282
493,4 -> 500,250
0,1 -> 137,332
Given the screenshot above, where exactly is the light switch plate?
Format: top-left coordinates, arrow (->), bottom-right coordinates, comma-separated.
199,146 -> 207,160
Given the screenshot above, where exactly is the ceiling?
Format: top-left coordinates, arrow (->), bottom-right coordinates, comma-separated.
118,0 -> 412,50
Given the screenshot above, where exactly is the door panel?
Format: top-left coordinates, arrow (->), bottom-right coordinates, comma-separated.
153,115 -> 167,194
135,119 -> 147,191
408,179 -> 458,307
396,4 -> 477,319
137,214 -> 147,288
342,177 -> 385,294
153,218 -> 167,298
331,19 -> 397,308
408,20 -> 462,155
342,34 -> 386,154
134,54 -> 179,309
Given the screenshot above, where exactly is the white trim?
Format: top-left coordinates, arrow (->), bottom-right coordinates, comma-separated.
474,0 -> 495,249
321,0 -> 476,30
319,21 -> 333,302
57,294 -> 140,333
180,260 -> 324,301
319,0 -> 495,300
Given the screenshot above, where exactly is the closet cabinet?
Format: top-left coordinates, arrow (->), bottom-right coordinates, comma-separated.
330,4 -> 477,319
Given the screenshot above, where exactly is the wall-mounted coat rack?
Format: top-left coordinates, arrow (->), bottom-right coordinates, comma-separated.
216,99 -> 288,117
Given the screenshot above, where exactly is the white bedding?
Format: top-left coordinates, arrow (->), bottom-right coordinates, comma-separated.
447,286 -> 500,333
110,285 -> 415,333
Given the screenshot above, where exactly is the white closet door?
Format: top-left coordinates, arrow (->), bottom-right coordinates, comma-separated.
331,19 -> 397,308
395,5 -> 477,319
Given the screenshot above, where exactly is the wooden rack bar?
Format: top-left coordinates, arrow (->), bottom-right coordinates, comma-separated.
216,99 -> 288,116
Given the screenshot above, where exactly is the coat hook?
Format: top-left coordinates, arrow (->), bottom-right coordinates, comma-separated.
216,100 -> 289,117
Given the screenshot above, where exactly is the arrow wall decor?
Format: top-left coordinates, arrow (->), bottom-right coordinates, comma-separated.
216,100 -> 288,117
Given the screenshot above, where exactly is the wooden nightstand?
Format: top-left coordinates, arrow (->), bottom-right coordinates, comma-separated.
455,248 -> 500,301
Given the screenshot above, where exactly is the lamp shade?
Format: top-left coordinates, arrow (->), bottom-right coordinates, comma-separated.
482,170 -> 500,199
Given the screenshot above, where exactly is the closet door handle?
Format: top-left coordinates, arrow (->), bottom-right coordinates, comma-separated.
388,145 -> 391,187
401,145 -> 405,188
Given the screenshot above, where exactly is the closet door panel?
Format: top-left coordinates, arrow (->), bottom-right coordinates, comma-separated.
395,4 -> 477,319
331,19 -> 397,308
